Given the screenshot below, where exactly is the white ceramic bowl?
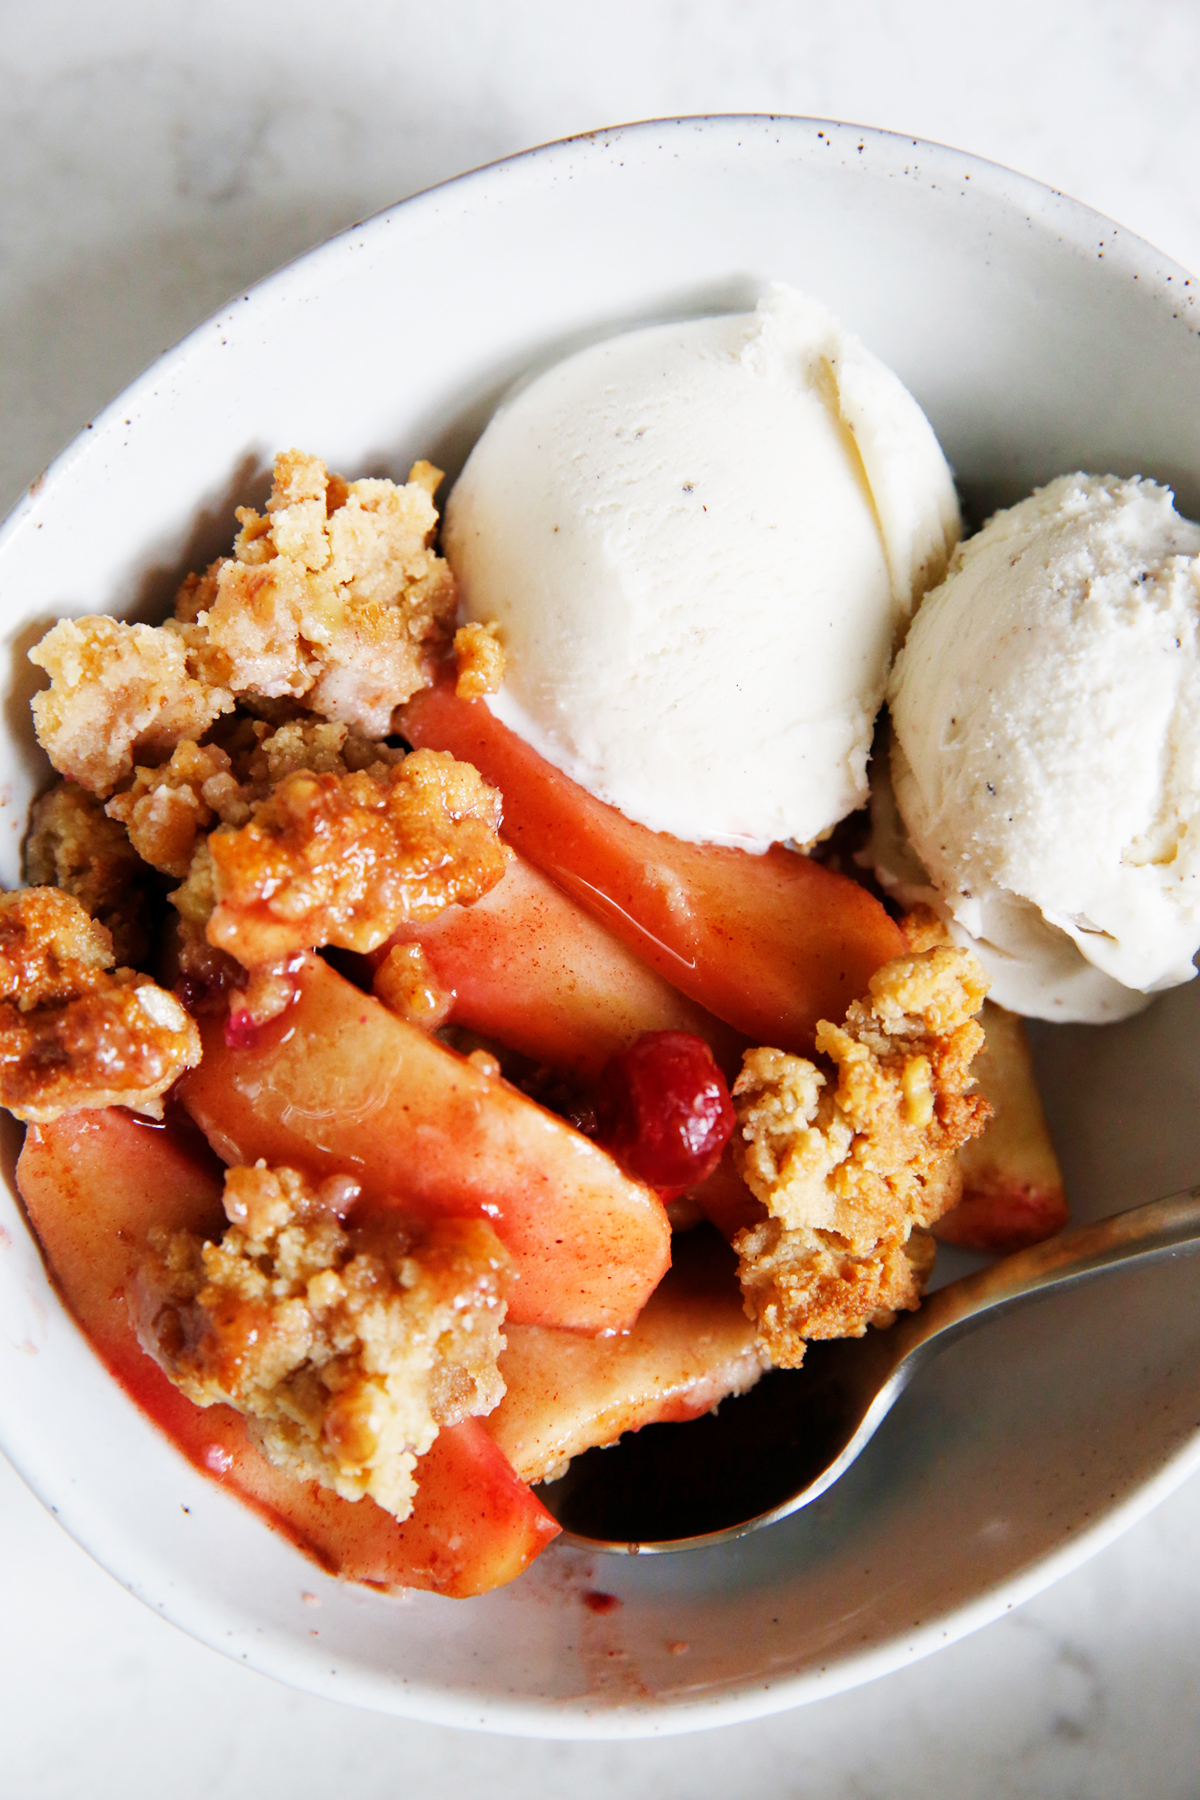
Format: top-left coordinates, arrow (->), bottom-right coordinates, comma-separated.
2,116 -> 1200,1739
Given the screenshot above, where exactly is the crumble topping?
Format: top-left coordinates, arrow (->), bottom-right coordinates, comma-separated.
29,452 -> 457,799
24,782 -> 154,967
232,716 -> 404,786
897,900 -> 951,955
104,720 -> 406,883
106,740 -> 252,878
30,615 -> 233,797
731,944 -> 991,1365
735,1223 -> 940,1356
26,453 -> 481,1023
176,450 -> 456,737
0,887 -> 200,1122
137,1161 -> 512,1520
196,746 -> 507,966
891,901 -> 1068,1252
0,884 -> 115,1008
454,620 -> 506,698
167,838 -> 239,1002
372,940 -> 455,1030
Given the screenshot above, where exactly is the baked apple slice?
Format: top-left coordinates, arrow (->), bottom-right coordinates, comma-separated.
399,676 -> 906,1054
486,1228 -> 766,1483
179,953 -> 671,1334
937,1000 -> 1068,1254
16,1107 -> 560,1596
378,846 -> 748,1079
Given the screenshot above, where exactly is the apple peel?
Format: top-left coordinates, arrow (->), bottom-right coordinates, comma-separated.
16,1106 -> 560,1596
399,677 -> 907,1054
179,954 -> 672,1334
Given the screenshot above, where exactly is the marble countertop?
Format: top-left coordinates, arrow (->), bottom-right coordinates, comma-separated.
3,3 -> 1200,1793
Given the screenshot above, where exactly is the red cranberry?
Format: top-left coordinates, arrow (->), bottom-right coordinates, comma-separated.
593,1031 -> 735,1192
174,960 -> 241,1018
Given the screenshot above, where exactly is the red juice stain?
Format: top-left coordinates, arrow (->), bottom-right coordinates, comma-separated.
223,1008 -> 262,1050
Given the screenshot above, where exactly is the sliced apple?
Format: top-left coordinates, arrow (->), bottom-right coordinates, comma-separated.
16,1107 -> 560,1596
937,1000 -> 1068,1254
379,847 -> 748,1080
485,1228 -> 765,1484
179,953 -> 671,1334
399,677 -> 906,1054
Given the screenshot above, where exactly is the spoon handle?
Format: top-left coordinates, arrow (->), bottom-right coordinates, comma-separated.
897,1183 -> 1200,1361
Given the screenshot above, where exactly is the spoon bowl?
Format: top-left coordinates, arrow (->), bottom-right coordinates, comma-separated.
544,1184 -> 1200,1551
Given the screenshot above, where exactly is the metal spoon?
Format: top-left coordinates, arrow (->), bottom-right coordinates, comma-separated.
541,1184 -> 1200,1552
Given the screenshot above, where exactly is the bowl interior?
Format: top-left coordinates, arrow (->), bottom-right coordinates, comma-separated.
2,116 -> 1199,1737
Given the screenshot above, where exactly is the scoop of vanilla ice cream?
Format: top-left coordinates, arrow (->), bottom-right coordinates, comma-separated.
885,473 -> 1200,1021
444,285 -> 959,851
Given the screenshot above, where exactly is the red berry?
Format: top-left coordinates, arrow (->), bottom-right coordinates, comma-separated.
593,1031 -> 735,1192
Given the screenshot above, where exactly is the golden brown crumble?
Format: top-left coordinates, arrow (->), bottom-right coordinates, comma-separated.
136,1162 -> 511,1521
234,717 -> 404,787
372,940 -> 455,1030
13,452 -> 502,1117
166,870 -> 300,1035
199,746 -> 508,965
897,901 -> 951,954
24,781 -> 154,967
104,721 -> 406,884
0,887 -> 200,1122
106,740 -> 251,878
30,615 -> 233,796
29,453 -> 457,799
454,621 -> 506,699
0,885 -> 115,1009
177,449 -> 456,737
735,1223 -> 939,1354
731,944 -> 991,1365
166,838 -> 240,998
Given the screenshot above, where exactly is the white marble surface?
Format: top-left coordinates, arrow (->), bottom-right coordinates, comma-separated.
3,1 -> 1200,1790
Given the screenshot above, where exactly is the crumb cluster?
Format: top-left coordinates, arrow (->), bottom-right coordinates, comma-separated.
25,782 -> 156,967
372,940 -> 455,1030
202,747 -> 506,965
732,944 -> 991,1365
26,452 -> 508,1025
0,887 -> 200,1122
31,452 -> 456,798
137,1161 -> 512,1520
30,614 -> 229,798
453,620 -> 506,699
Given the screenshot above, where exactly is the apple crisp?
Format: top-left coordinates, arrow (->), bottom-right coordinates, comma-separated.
26,457 -> 508,1026
30,615 -> 233,798
0,888 -> 200,1122
892,903 -> 1068,1253
29,451 -> 457,801
176,450 -> 455,736
198,746 -> 507,966
24,781 -> 155,967
454,620 -> 506,699
105,740 -> 252,879
136,1161 -> 511,1520
732,944 -> 991,1365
